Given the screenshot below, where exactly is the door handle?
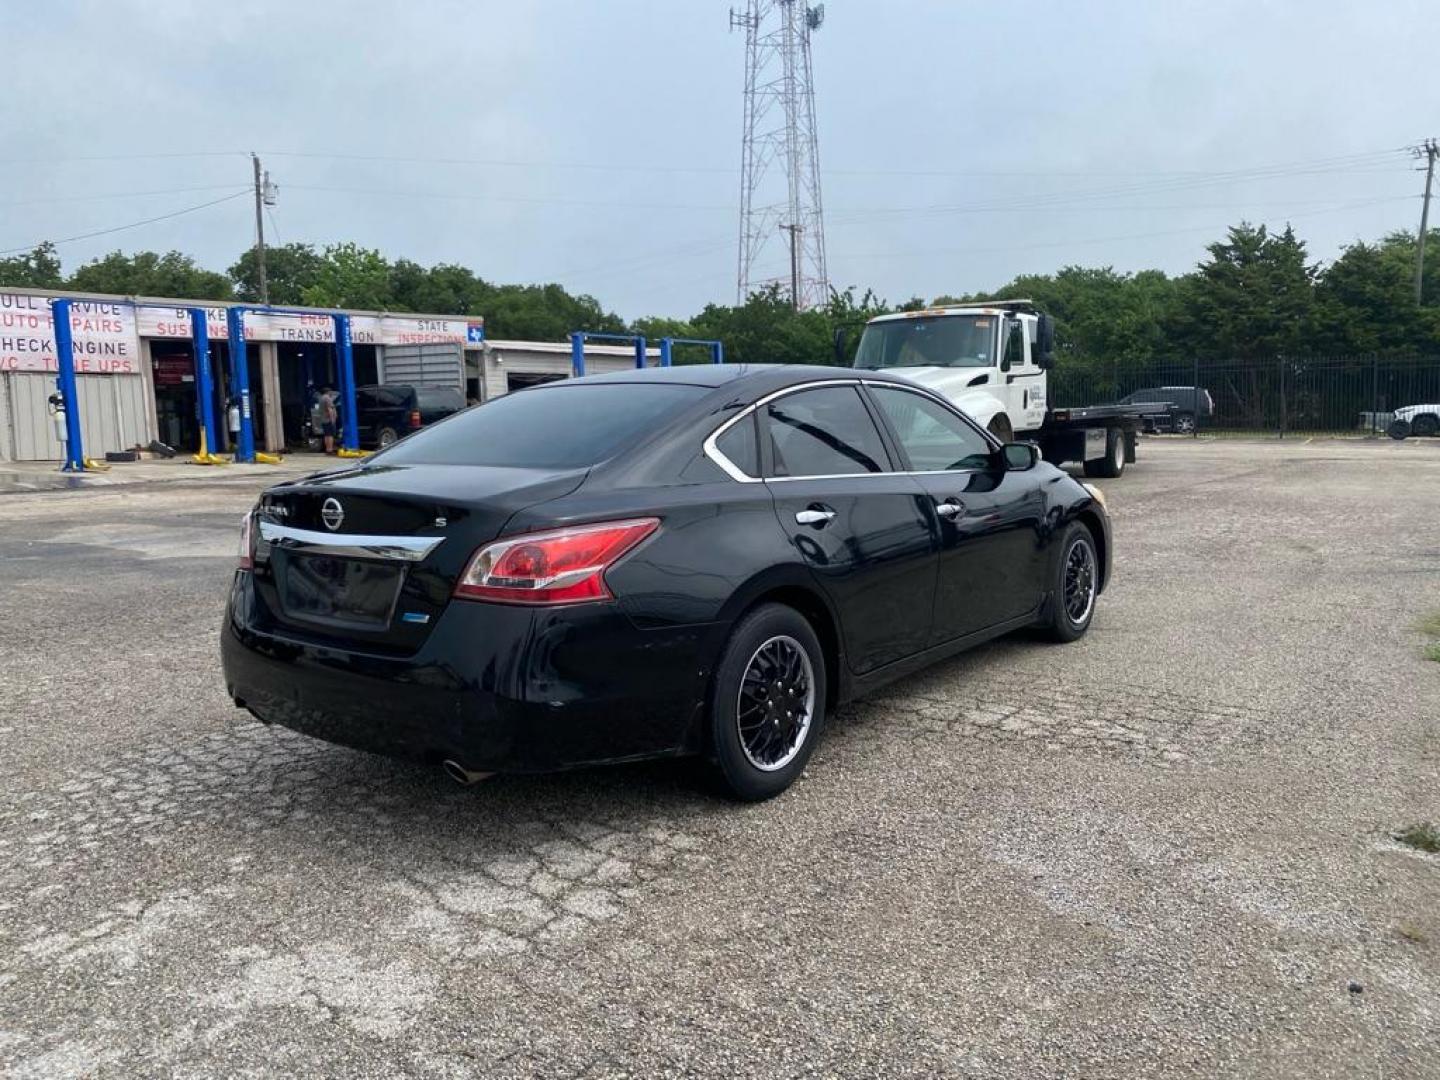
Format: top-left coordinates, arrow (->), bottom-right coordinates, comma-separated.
795,507 -> 836,527
935,499 -> 964,519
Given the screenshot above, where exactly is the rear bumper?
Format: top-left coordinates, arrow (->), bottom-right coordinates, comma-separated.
221,572 -> 718,773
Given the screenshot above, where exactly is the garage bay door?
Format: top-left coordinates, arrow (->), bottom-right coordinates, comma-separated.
381,343 -> 463,390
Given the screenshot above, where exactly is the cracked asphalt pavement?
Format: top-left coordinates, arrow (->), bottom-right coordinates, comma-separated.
2,438 -> 1438,1078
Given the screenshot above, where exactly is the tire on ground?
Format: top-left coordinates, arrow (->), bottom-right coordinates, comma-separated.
708,603 -> 827,802
1388,419 -> 1411,440
1040,520 -> 1100,643
1412,414 -> 1439,438
1083,429 -> 1125,478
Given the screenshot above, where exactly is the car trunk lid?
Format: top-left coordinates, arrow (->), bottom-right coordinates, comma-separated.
250,462 -> 585,653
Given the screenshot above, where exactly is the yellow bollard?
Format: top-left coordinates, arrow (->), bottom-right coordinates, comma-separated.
82,456 -> 112,471
190,429 -> 230,466
254,451 -> 284,465
336,448 -> 369,459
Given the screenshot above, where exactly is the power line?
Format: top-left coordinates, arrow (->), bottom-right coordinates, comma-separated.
0,190 -> 250,256
0,184 -> 249,208
0,150 -> 246,164
831,195 -> 1417,262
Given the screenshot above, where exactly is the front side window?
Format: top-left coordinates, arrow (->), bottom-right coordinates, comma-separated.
870,386 -> 993,472
765,385 -> 890,477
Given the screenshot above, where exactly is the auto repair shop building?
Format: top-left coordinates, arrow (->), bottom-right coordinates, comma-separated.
0,287 -> 656,462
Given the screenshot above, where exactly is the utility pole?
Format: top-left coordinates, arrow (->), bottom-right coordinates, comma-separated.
780,223 -> 802,311
1414,139 -> 1437,305
252,152 -> 270,306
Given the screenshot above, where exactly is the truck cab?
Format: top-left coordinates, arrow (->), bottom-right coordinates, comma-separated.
852,300 -> 1056,440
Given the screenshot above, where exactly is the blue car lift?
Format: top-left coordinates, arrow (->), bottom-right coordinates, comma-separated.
659,338 -> 725,366
222,307 -> 362,462
49,298 -> 87,472
569,331 -> 648,378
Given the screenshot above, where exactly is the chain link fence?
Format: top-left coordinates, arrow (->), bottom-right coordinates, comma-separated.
1050,355 -> 1440,437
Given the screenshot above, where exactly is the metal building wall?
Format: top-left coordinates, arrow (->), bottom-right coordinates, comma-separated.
379,343 -> 464,390
2,373 -> 154,461
0,374 -> 12,461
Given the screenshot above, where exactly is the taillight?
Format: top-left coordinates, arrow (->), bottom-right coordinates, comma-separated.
454,518 -> 659,605
408,409 -> 422,429
238,511 -> 255,570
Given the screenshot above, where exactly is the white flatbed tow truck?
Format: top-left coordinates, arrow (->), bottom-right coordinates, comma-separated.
850,299 -> 1157,477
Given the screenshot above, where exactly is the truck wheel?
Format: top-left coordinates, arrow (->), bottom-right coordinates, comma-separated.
1388,419 -> 1411,440
377,426 -> 400,448
1173,411 -> 1196,434
1413,414 -> 1439,438
1040,521 -> 1099,643
987,415 -> 1014,442
1084,430 -> 1125,479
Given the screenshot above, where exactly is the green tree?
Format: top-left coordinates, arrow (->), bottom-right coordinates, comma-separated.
67,249 -> 232,299
482,283 -> 625,340
1170,223 -> 1317,361
229,243 -> 325,305
689,285 -> 833,366
0,242 -> 63,289
298,242 -> 392,310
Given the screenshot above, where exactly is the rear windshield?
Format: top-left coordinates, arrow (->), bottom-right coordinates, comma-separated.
374,383 -> 707,468
414,387 -> 464,410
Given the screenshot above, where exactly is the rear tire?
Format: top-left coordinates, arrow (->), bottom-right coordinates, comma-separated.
709,604 -> 827,802
1041,522 -> 1099,643
1173,411 -> 1196,434
1388,419 -> 1411,440
1412,414 -> 1439,438
377,426 -> 400,449
1083,429 -> 1125,478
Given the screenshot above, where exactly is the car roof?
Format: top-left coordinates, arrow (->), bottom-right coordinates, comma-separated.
561,363 -> 917,391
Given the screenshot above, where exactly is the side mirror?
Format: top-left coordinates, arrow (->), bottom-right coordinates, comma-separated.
833,327 -> 848,365
1035,314 -> 1056,369
1001,442 -> 1039,471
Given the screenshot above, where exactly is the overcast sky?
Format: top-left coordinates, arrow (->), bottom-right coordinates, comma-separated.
4,0 -> 1434,320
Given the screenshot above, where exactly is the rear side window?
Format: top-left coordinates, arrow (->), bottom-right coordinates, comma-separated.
714,414 -> 759,477
375,383 -> 706,468
765,386 -> 889,477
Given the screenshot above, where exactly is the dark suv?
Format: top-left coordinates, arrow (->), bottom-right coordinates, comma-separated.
1118,386 -> 1215,433
355,384 -> 467,449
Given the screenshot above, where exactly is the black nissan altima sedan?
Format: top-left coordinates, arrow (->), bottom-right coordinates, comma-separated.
222,364 -> 1110,800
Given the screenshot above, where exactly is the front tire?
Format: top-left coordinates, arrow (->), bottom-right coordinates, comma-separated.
709,604 -> 827,802
1173,411 -> 1196,434
1041,522 -> 1099,643
1412,414 -> 1439,438
1388,419 -> 1411,440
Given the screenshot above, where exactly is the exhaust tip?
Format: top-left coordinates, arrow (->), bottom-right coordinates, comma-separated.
442,759 -> 494,786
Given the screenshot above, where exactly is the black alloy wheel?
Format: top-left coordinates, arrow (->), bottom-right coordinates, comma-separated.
1041,522 -> 1099,642
710,603 -> 826,801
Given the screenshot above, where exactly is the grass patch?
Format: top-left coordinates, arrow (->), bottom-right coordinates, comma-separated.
1395,822 -> 1440,854
1397,924 -> 1431,945
1426,642 -> 1440,664
1417,611 -> 1440,640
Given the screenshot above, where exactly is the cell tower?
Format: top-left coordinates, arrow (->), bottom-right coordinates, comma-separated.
730,1 -> 829,310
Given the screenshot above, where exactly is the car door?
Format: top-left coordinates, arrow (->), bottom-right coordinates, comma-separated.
865,383 -> 1046,644
1001,318 -> 1048,433
761,383 -> 939,674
